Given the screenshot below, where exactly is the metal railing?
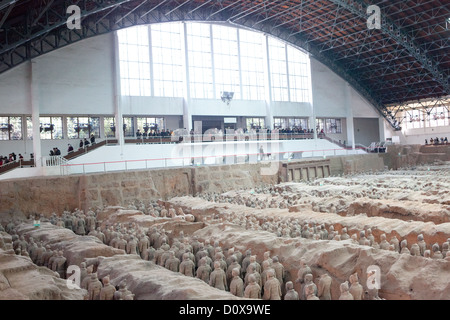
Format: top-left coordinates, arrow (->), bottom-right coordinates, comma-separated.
60,147 -> 365,176
125,132 -> 316,144
42,155 -> 69,167
0,159 -> 34,175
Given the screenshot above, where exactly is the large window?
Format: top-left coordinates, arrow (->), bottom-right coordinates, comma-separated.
123,117 -> 134,137
136,117 -> 164,136
404,110 -> 423,129
187,23 -> 214,99
212,25 -> 240,99
239,29 -> 265,100
151,23 -> 184,97
118,26 -> 151,96
246,118 -> 266,130
287,45 -> 310,103
104,117 -> 116,138
26,116 -> 63,140
316,118 -> 342,134
268,38 -> 289,102
288,118 -> 309,130
393,99 -> 450,130
67,117 -> 100,139
0,116 -> 22,140
426,106 -> 449,127
26,117 -> 33,140
274,117 -> 309,130
39,117 -> 63,140
274,118 -> 285,129
116,22 -> 311,103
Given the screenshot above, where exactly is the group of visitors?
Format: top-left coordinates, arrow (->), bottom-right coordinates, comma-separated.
0,152 -> 25,166
79,134 -> 96,148
49,147 -> 61,156
425,137 -> 448,145
276,127 -> 314,135
136,129 -> 174,139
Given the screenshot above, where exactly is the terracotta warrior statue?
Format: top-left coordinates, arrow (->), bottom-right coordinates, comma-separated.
209,261 -> 228,291
99,276 -> 116,300
349,272 -> 364,300
339,281 -> 354,300
229,268 -> 244,298
284,281 -> 299,300
317,273 -> 332,300
87,273 -> 102,300
263,269 -> 282,300
244,274 -> 261,299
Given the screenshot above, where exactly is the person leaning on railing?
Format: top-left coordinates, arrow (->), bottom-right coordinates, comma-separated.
0,152 -> 20,166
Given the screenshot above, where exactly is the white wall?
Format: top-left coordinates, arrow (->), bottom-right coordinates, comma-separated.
271,101 -> 312,117
0,63 -> 30,115
310,58 -> 380,119
36,34 -> 115,115
350,90 -> 379,118
354,118 -> 381,146
121,96 -> 184,115
190,99 -> 266,117
310,58 -> 348,118
310,58 -> 385,145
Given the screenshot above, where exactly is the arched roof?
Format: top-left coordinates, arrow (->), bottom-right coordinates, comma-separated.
0,0 -> 448,130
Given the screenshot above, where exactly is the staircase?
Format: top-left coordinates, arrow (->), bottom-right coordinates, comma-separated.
64,139 -> 115,161
0,159 -> 34,175
0,139 -> 115,176
42,155 -> 70,175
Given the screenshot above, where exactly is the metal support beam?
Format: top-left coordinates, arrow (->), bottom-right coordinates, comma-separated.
328,0 -> 449,94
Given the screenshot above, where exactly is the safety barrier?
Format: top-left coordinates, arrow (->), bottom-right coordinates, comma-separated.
60,147 -> 364,176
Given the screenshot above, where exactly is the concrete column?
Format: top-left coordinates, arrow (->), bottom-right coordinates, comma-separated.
345,82 -> 355,149
237,28 -> 244,103
21,115 -> 28,156
113,31 -> 124,153
307,53 -> 317,139
379,116 -> 386,142
29,60 -> 41,168
182,22 -> 192,131
285,42 -> 291,103
210,24 -> 216,100
263,35 -> 273,130
148,25 -> 155,97
99,116 -> 105,139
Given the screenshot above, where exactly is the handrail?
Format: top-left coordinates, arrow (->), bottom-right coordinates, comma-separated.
42,155 -> 69,167
0,159 -> 34,175
60,146 -> 366,175
64,139 -> 108,161
129,132 -> 316,143
1,133 -> 357,176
